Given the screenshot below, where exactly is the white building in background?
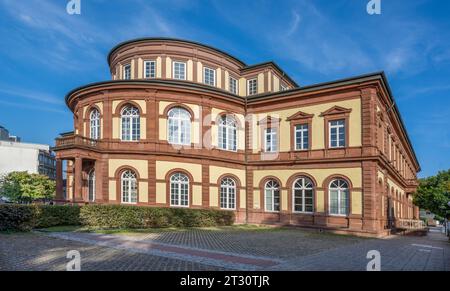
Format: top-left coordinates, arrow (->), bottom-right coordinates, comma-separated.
0,140 -> 56,180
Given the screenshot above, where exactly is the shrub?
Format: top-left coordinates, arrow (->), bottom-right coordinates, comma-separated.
80,205 -> 234,229
0,204 -> 36,231
34,205 -> 81,228
0,204 -> 235,231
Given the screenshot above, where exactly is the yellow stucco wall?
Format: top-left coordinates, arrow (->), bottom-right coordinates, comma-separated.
109,181 -> 116,201
253,167 -> 362,189
108,159 -> 148,179
253,167 -> 362,214
196,61 -> 203,83
156,57 -> 162,78
252,98 -> 362,152
273,75 -> 280,92
224,71 -> 230,91
239,78 -> 246,97
166,57 -> 172,78
139,182 -> 148,203
316,190 -> 324,212
137,58 -> 143,79
209,186 -> 218,207
187,60 -> 193,81
209,165 -> 246,186
130,59 -> 135,79
352,190 -> 363,215
155,161 -> 202,182
193,185 -> 202,206
217,68 -> 222,89
257,73 -> 265,94
156,182 -> 166,204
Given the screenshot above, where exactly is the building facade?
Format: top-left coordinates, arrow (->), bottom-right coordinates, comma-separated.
0,125 -> 21,142
0,140 -> 56,179
53,38 -> 420,236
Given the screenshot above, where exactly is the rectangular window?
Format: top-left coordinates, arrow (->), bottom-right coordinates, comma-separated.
144,61 -> 156,78
329,119 -> 345,148
295,124 -> 309,150
265,128 -> 278,152
203,67 -> 216,86
123,64 -> 131,80
229,77 -> 238,94
247,78 -> 258,95
173,61 -> 186,80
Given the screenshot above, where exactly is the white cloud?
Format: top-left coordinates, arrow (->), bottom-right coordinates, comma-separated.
0,86 -> 63,105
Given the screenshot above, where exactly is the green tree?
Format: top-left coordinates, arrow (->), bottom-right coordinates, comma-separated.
414,169 -> 450,218
0,171 -> 55,204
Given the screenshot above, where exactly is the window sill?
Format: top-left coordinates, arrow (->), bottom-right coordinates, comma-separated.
170,205 -> 190,208
292,211 -> 314,215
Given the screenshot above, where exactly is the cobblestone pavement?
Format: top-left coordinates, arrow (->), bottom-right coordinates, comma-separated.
1,228 -> 449,271
273,231 -> 450,271
0,232 -> 227,271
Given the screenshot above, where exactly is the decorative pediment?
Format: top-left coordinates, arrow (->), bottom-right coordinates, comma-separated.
286,111 -> 314,121
257,116 -> 282,125
320,106 -> 352,117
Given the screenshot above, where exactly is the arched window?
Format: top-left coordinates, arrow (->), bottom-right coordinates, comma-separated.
121,105 -> 140,141
220,177 -> 236,210
293,177 -> 314,213
88,169 -> 95,202
170,173 -> 189,207
218,115 -> 237,151
90,109 -> 101,140
121,170 -> 137,204
265,180 -> 280,212
168,107 -> 191,145
329,179 -> 349,215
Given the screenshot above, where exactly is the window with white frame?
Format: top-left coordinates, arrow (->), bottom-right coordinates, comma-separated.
293,177 -> 314,213
121,170 -> 137,204
168,107 -> 191,145
265,128 -> 278,152
173,61 -> 186,80
121,105 -> 140,141
295,124 -> 308,150
144,60 -> 156,78
123,64 -> 131,80
247,78 -> 257,95
265,180 -> 280,212
329,119 -> 345,148
170,173 -> 189,207
220,177 -> 236,210
88,169 -> 95,202
229,76 -> 238,94
203,67 -> 216,86
218,115 -> 237,151
90,109 -> 101,140
329,179 -> 349,215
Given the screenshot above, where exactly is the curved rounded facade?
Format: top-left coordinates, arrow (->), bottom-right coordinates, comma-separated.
54,38 -> 420,236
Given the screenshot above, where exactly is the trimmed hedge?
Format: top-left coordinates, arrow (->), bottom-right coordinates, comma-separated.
79,205 -> 234,229
0,204 -> 36,231
0,204 -> 235,231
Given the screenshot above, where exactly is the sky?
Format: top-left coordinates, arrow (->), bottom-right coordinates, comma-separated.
0,0 -> 449,178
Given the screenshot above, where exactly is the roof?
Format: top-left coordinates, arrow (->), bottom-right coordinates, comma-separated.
107,37 -> 299,87
107,37 -> 247,67
241,61 -> 299,87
